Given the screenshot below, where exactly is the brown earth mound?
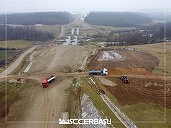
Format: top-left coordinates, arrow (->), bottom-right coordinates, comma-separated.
104,77 -> 171,108
88,49 -> 159,71
109,67 -> 153,76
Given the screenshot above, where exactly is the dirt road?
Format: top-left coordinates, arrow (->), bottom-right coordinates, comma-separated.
55,13 -> 93,39
31,45 -> 92,73
24,51 -> 36,73
58,26 -> 64,38
0,46 -> 37,78
5,78 -> 71,128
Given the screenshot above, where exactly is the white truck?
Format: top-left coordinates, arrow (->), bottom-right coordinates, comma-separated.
89,68 -> 108,75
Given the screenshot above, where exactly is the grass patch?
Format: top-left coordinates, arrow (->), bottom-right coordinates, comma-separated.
130,42 -> 171,76
95,25 -> 134,32
0,79 -> 37,104
0,79 -> 38,116
0,40 -> 32,49
94,77 -> 171,128
0,50 -> 19,61
0,50 -> 20,70
81,29 -> 98,36
35,25 -> 61,37
0,40 -> 32,70
93,25 -> 135,36
80,77 -> 125,128
65,78 -> 81,128
11,52 -> 31,75
68,79 -> 80,119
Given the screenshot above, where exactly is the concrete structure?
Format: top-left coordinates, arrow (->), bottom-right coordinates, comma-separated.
76,28 -> 79,35
71,36 -> 78,45
71,28 -> 75,35
63,36 -> 77,45
64,36 -> 71,45
71,28 -> 79,35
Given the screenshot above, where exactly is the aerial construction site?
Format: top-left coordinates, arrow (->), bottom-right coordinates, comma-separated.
0,9 -> 171,128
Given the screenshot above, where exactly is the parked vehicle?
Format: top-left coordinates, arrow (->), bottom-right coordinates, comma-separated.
89,68 -> 108,75
120,75 -> 129,83
42,75 -> 56,88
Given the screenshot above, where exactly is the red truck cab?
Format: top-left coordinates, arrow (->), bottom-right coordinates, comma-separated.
42,75 -> 56,88
42,79 -> 48,88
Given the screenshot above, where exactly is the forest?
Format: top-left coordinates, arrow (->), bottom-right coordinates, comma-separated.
84,12 -> 152,27
92,22 -> 171,45
0,25 -> 54,41
0,12 -> 73,25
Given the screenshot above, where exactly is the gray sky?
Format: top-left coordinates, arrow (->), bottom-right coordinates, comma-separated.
0,0 -> 170,13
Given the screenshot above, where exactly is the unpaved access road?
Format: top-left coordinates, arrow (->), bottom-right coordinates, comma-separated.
0,46 -> 37,78
31,45 -> 92,73
3,78 -> 71,128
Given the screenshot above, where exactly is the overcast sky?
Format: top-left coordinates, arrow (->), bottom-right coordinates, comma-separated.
0,0 -> 170,13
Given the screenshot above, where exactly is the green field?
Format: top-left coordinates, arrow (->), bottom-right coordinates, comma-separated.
80,77 -> 125,128
94,25 -> 135,33
0,50 -> 19,61
130,42 -> 171,76
0,50 -> 20,70
96,77 -> 171,128
0,80 -> 38,116
35,25 -> 61,37
0,40 -> 32,49
0,40 -> 32,69
79,76 -> 171,128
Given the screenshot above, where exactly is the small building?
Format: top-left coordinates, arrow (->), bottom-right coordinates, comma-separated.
71,28 -> 75,35
63,36 -> 78,45
63,36 -> 71,45
71,36 -> 78,45
76,28 -> 79,35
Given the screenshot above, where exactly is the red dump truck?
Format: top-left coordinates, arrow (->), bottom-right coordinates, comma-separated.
42,75 -> 56,88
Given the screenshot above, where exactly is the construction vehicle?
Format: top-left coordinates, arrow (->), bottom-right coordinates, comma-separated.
120,75 -> 129,83
42,75 -> 56,88
89,68 -> 108,75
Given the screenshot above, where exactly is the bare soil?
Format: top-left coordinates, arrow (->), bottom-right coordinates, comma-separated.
104,77 -> 171,108
31,44 -> 92,73
99,77 -> 117,86
1,77 -> 72,128
88,49 -> 159,71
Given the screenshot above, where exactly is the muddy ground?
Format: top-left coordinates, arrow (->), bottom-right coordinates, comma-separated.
88,49 -> 159,71
104,77 -> 171,108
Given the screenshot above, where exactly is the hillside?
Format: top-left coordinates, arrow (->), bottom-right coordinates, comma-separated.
84,12 -> 152,27
0,12 -> 73,25
0,25 -> 54,41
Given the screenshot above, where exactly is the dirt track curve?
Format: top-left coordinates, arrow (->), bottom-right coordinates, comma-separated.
3,78 -> 71,128
0,46 -> 37,78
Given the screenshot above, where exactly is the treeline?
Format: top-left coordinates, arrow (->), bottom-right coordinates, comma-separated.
0,12 -> 73,25
148,22 -> 171,40
0,25 -> 54,41
84,12 -> 152,27
92,32 -> 148,45
0,47 -> 17,50
92,22 -> 171,45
